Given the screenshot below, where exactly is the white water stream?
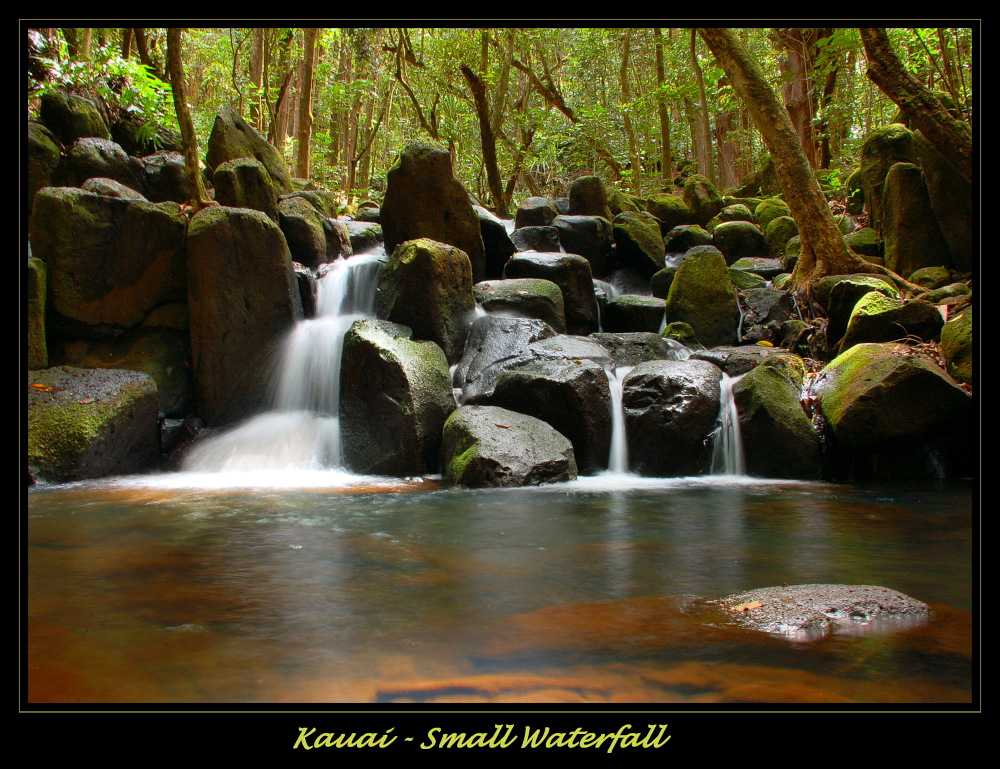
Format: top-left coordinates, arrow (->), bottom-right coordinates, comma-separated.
710,373 -> 746,476
182,254 -> 384,473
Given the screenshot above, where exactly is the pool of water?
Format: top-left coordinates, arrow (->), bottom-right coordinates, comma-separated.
26,474 -> 974,705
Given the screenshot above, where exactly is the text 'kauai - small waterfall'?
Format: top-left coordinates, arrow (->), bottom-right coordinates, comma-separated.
182,254 -> 384,474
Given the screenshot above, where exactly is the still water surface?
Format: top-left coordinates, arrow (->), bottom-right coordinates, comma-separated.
27,474 -> 973,704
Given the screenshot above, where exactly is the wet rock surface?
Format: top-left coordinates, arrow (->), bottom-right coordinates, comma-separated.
705,584 -> 930,641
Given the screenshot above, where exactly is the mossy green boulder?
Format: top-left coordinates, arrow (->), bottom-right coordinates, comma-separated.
340,319 -> 454,477
474,278 -> 566,333
442,405 -> 577,487
612,211 -> 666,277
205,106 -> 293,194
705,204 -> 755,232
683,174 -> 724,226
881,162 -> 952,277
569,175 -> 613,220
39,89 -> 110,145
28,366 -> 160,483
859,123 -> 918,230
838,293 -> 944,352
844,227 -> 880,258
754,198 -> 791,231
664,249 -> 741,348
28,256 -> 47,370
938,308 -> 972,385
28,121 -> 61,215
213,158 -> 278,222
764,215 -> 798,255
645,194 -> 694,232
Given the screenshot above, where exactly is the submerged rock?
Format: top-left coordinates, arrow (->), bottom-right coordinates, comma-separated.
442,405 -> 577,487
707,584 -> 929,642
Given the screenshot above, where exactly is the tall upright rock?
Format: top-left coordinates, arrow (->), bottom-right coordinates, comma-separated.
381,142 -> 487,282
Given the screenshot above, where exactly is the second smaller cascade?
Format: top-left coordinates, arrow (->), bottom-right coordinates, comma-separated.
710,373 -> 746,476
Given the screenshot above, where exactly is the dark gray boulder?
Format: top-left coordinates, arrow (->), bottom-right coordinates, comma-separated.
474,278 -> 567,332
441,405 -> 577,487
474,204 -> 516,279
28,121 -> 61,215
589,332 -> 673,368
340,319 -> 454,476
604,295 -> 666,333
58,137 -> 145,191
612,211 -> 666,277
713,220 -> 769,264
454,315 -> 557,403
551,215 -> 614,277
504,252 -> 598,335
80,177 -> 147,200
139,151 -> 191,204
511,226 -> 560,254
213,158 -> 278,221
881,162 -> 953,277
838,294 -> 944,352
568,175 -> 612,220
39,89 -> 110,145
205,106 -> 293,194
514,196 -> 559,228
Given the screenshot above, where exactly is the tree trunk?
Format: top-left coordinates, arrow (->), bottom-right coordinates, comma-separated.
690,29 -> 716,186
698,28 -> 894,291
134,28 -> 159,77
654,28 -> 672,186
295,27 -> 318,179
859,27 -> 972,185
774,28 -> 823,169
166,29 -> 214,211
461,63 -> 508,218
620,30 -> 642,196
249,28 -> 266,131
121,27 -> 134,59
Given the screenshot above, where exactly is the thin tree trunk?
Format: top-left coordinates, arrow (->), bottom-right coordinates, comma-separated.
620,30 -> 642,196
295,28 -> 318,179
462,63 -> 508,218
166,28 -> 214,211
80,28 -> 92,59
121,27 -> 134,59
654,28 -> 672,186
690,29 -> 716,185
859,27 -> 972,185
135,28 -> 159,77
774,28 -> 822,169
249,28 -> 265,131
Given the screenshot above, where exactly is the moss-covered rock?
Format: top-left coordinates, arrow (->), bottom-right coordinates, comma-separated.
844,227 -> 880,258
608,188 -> 643,216
908,266 -> 952,290
645,194 -> 694,233
651,264 -> 678,299
205,106 -> 293,194
916,282 -> 971,304
764,215 -> 798,256
859,123 -> 919,230
811,274 -> 898,313
913,129 -> 972,272
30,187 -> 187,329
713,220 -> 769,264
213,158 -> 278,222
826,276 -> 900,346
441,405 -> 577,487
515,196 -> 559,228
277,195 -> 331,269
340,319 -> 454,477
57,137 -> 146,191
846,167 -> 865,216
838,293 -> 944,351
569,175 -> 613,220
817,342 -> 971,452
28,121 -> 61,216
705,203 -> 755,231
754,198 -> 791,232
27,366 -> 159,483
551,215 -> 614,277
664,249 -> 741,348
733,360 -> 822,479
683,174 -> 724,226
80,177 -> 147,200
344,220 -> 383,256
475,205 -> 517,279
938,307 -> 972,385
377,238 -> 476,364
881,162 -> 952,277
27,256 -> 47,370
186,205 -> 303,426
39,89 -> 110,145
664,224 -> 713,254
612,211 -> 666,277
139,151 -> 191,204
730,257 -> 784,280
728,268 -> 768,291
660,321 -> 698,346
474,278 -> 566,332
382,141 -> 487,282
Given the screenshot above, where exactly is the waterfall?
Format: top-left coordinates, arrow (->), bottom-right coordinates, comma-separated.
182,254 -> 384,473
710,373 -> 746,476
604,365 -> 633,475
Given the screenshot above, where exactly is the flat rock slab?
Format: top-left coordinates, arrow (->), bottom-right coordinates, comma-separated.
706,584 -> 929,642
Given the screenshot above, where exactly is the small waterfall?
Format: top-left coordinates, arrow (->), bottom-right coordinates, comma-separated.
710,373 -> 746,476
182,254 -> 384,472
604,365 -> 633,474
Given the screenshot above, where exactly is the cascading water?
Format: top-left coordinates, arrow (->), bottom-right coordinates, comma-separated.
182,254 -> 384,473
710,373 -> 746,476
604,365 -> 633,474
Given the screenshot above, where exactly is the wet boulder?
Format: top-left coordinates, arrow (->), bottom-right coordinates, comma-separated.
504,252 -> 598,335
764,215 -> 798,256
186,206 -> 303,426
732,359 -> 822,479
454,315 -> 557,403
682,174 -> 724,226
277,195 -> 330,268
27,366 -> 159,483
938,308 -> 972,385
376,238 -> 475,365
664,248 -> 741,348
914,129 -> 972,272
488,356 -> 612,474
474,278 -> 567,332
441,405 -> 577,487
27,256 -> 47,370
139,151 -> 191,204
612,211 -> 666,278
825,275 -> 899,345
908,266 -> 952,290
213,158 -> 278,222
730,257 -> 784,280
844,227 -> 880,259
345,220 -> 383,255
881,162 -> 952,277
30,187 -> 187,329
816,342 -> 972,452
323,218 -> 353,261
705,203 -> 755,231
474,205 -> 516,279
690,345 -> 796,377
80,177 -> 147,200
514,196 -> 559,228
663,224 -> 713,254
568,175 -> 613,220
713,220 -> 769,264
340,319 -> 454,477
38,89 -> 110,145
205,106 -> 293,194
381,141 -> 486,282
859,123 -> 919,231
623,359 -> 722,477
28,121 -> 61,215
604,295 -> 665,333
838,294 -> 944,352
511,225 -> 560,254
646,193 -> 695,233
811,273 -> 898,313
551,215 -> 614,277
58,137 -> 145,191
753,198 -> 791,232
589,331 -> 674,368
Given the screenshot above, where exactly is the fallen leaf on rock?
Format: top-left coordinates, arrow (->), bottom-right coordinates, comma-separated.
78,397 -> 96,404
30,383 -> 56,392
495,424 -> 510,429
731,601 -> 763,612
756,341 -> 774,347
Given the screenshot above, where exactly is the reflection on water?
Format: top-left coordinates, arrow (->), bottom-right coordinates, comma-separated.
27,476 -> 973,704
